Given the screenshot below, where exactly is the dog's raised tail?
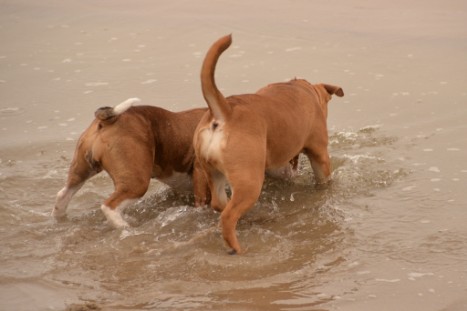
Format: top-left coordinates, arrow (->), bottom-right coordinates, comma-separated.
95,98 -> 140,122
201,34 -> 233,121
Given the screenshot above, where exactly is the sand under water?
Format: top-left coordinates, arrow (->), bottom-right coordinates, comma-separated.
1,1 -> 466,310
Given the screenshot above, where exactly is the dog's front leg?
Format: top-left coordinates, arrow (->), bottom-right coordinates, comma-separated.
305,148 -> 332,184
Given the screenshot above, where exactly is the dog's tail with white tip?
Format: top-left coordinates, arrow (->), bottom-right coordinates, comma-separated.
95,98 -> 141,122
201,34 -> 232,121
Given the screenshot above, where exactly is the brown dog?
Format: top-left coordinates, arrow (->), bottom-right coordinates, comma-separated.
53,98 -> 209,227
193,35 -> 344,254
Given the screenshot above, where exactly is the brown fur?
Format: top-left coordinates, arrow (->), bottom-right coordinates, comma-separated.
193,35 -> 344,254
53,103 -> 209,227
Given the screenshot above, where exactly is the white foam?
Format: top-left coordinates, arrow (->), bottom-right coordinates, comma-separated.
0,107 -> 20,114
360,124 -> 382,131
229,52 -> 245,58
119,228 -> 143,240
402,185 -> 416,191
285,47 -> 302,52
85,82 -> 109,87
408,272 -> 434,281
375,278 -> 401,283
428,166 -> 440,173
357,270 -> 371,275
344,154 -> 376,163
156,206 -> 189,227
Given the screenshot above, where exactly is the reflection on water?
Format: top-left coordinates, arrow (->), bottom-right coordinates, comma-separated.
0,126 -> 415,310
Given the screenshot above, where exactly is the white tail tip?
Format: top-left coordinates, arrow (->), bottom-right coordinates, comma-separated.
113,97 -> 141,115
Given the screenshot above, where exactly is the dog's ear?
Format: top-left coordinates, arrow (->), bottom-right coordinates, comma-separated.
322,84 -> 344,97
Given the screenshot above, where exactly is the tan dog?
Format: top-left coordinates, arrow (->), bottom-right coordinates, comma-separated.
53,98 -> 209,227
193,35 -> 344,254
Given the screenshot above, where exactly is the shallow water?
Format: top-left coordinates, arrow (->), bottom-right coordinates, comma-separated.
1,1 -> 467,310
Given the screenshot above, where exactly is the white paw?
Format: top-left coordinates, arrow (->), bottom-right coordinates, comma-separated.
100,204 -> 129,228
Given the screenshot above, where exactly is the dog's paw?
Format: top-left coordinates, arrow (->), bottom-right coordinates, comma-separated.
226,245 -> 247,255
101,204 -> 130,228
315,177 -> 333,190
51,206 -> 67,219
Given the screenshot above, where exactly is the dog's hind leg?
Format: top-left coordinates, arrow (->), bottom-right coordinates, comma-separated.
99,141 -> 153,228
100,175 -> 150,228
220,168 -> 264,254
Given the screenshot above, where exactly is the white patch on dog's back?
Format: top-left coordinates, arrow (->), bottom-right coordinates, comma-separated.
114,98 -> 141,115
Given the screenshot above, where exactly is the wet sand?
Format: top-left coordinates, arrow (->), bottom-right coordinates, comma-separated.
1,1 -> 467,310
